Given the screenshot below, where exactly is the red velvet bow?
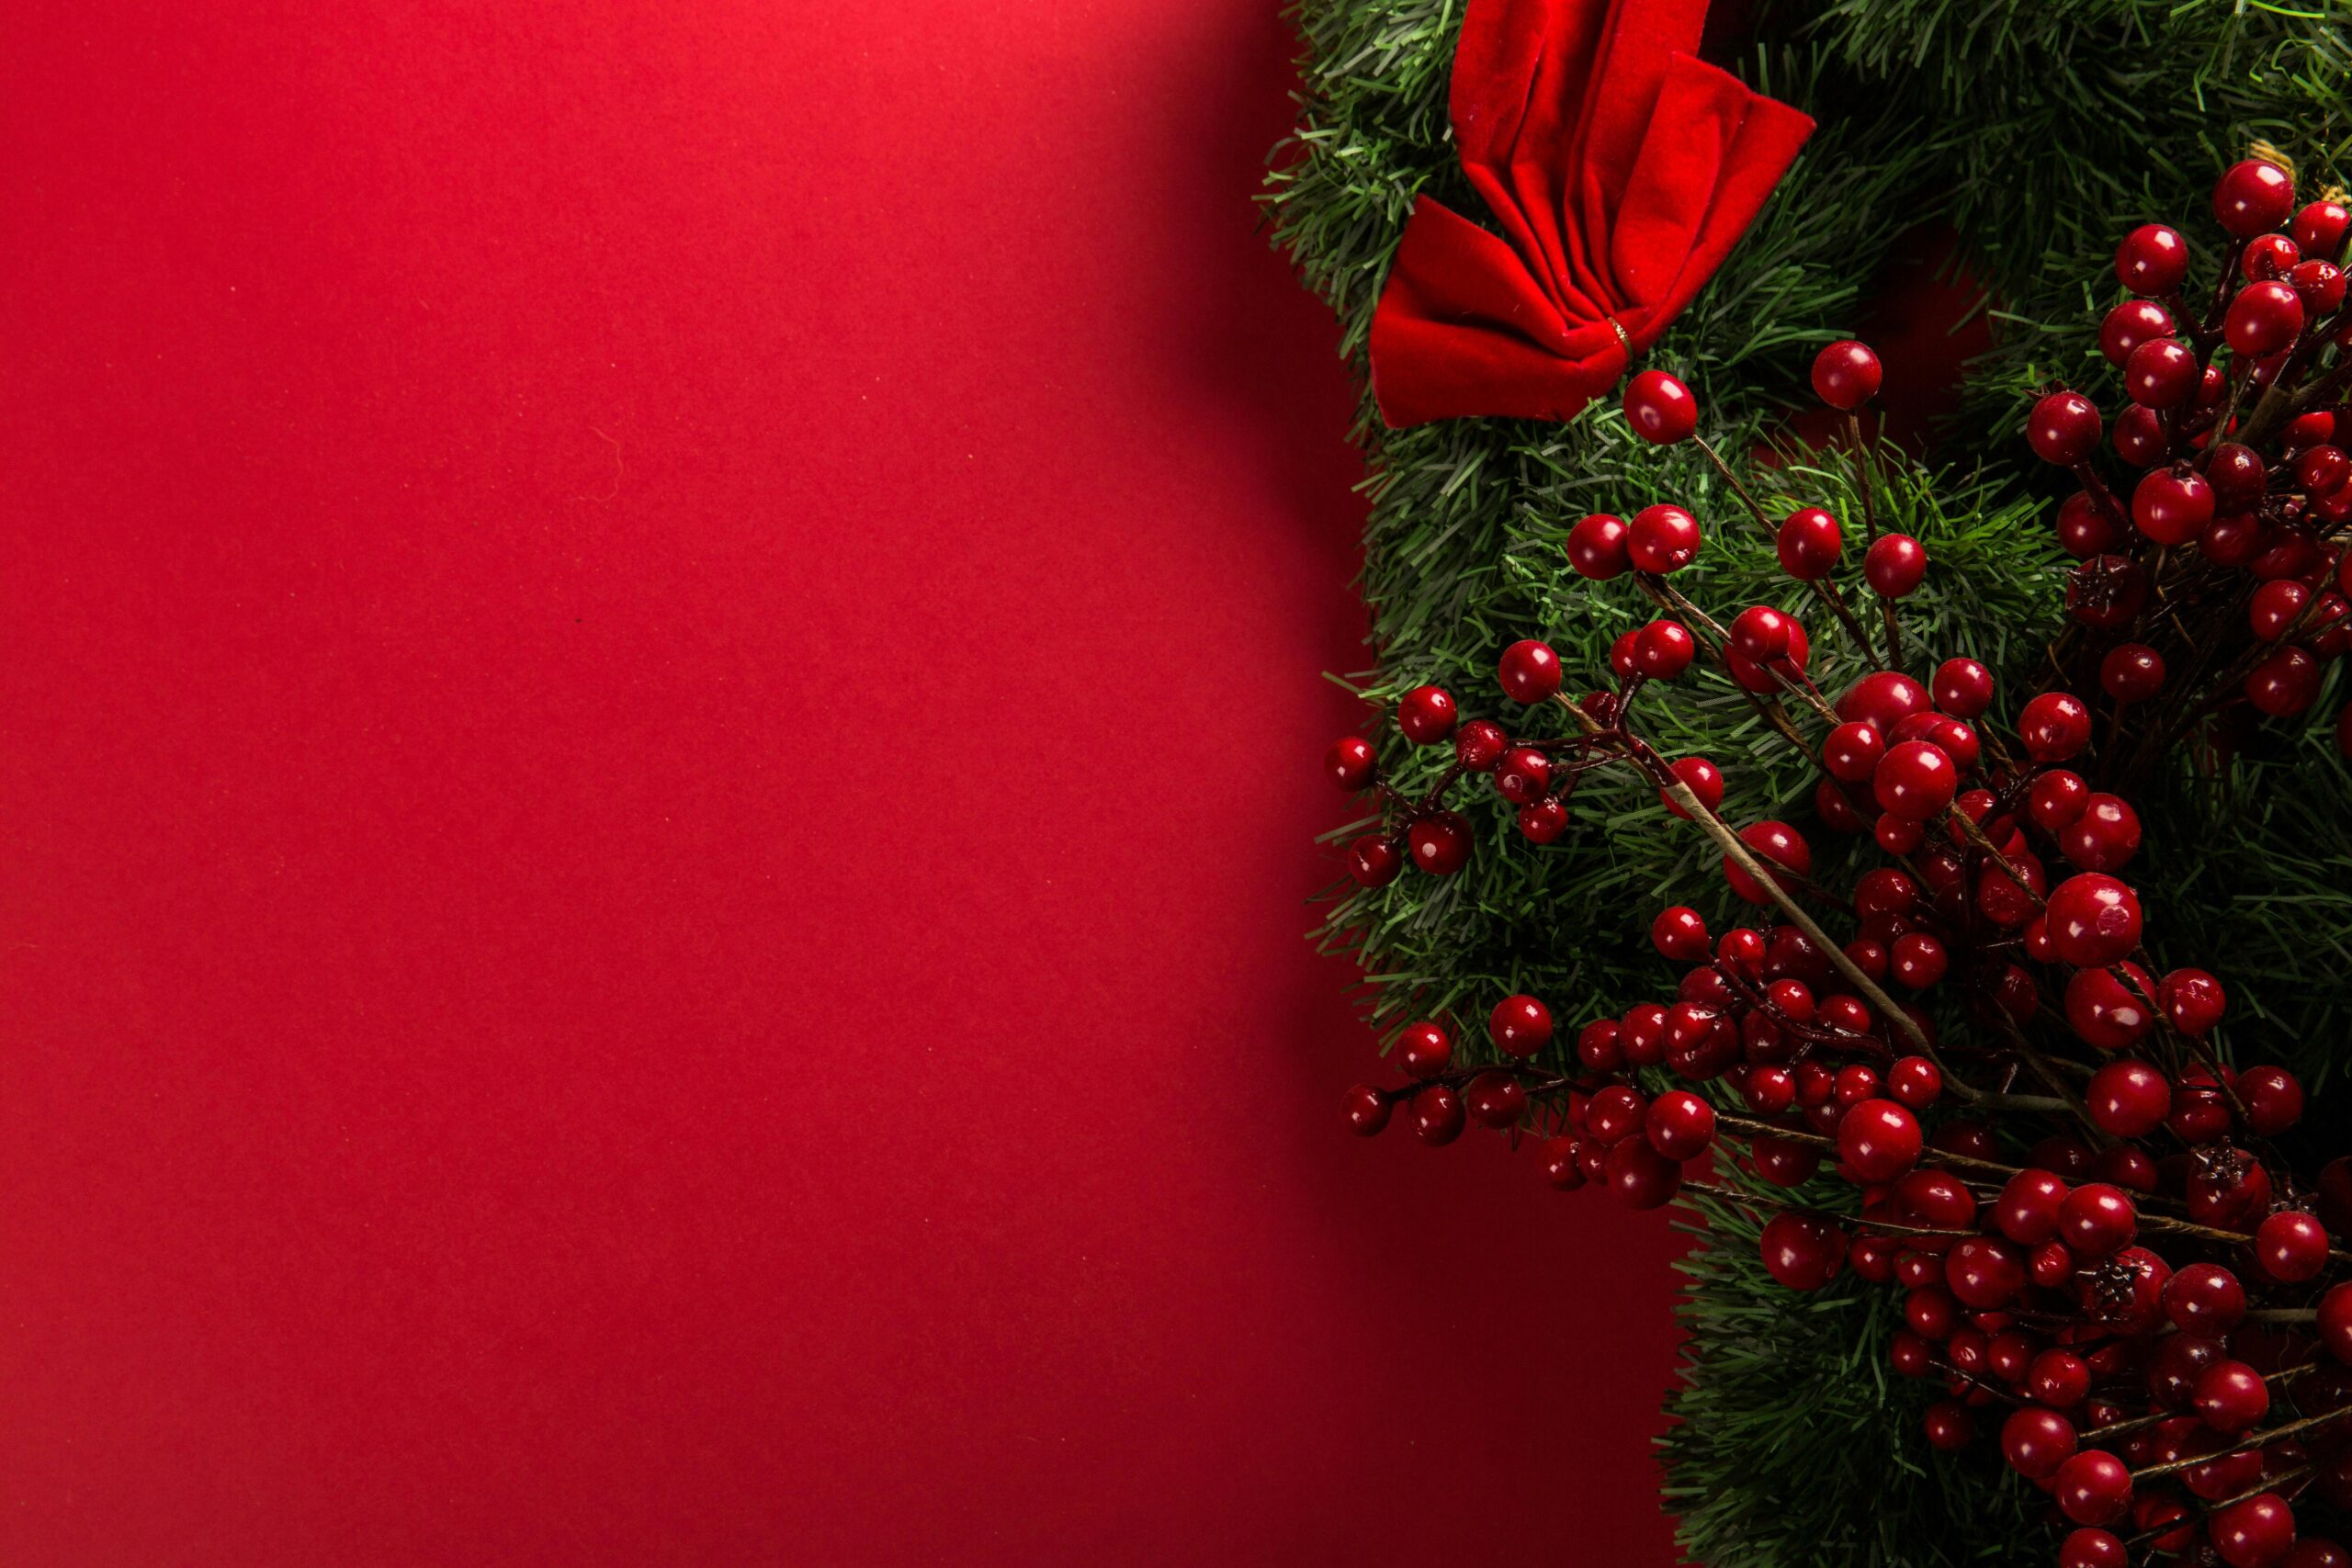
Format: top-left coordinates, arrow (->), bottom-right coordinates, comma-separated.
1367,0 -> 1815,428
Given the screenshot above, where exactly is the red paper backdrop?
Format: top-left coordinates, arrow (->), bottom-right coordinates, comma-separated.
0,2 -> 1686,1562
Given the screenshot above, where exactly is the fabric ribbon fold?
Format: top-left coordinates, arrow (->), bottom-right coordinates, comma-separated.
1367,0 -> 1814,428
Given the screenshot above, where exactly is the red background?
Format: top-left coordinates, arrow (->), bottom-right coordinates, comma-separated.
0,3 -> 1685,1562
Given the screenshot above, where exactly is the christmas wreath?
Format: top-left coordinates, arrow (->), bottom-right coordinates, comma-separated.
1270,0 -> 2352,1562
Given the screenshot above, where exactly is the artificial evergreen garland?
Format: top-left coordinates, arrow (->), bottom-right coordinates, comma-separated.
1268,1 -> 2352,1562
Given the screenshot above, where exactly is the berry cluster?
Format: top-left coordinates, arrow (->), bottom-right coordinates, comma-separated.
1327,156 -> 2352,1568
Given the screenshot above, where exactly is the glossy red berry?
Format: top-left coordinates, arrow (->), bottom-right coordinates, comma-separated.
1725,615 -> 1807,694
1326,735 -> 1376,791
2059,1529 -> 2126,1568
2055,1450 -> 2133,1527
2256,1210 -> 2329,1282
2064,963 -> 2156,1050
2133,465 -> 2214,545
2019,692 -> 2093,762
2098,643 -> 2165,704
1341,1084 -> 1390,1135
2295,257 -> 2349,314
2211,442 -> 2271,508
2045,874 -> 2143,967
2215,159 -> 2297,237
2157,967 -> 2225,1035
1728,605 -> 1792,663
1606,1137 -> 1681,1209
1724,820 -> 1811,905
1627,504 -> 1702,574
2210,1494 -> 2296,1568
1646,1089 -> 1716,1160
1887,1054 -> 1941,1107
1397,1021 -> 1453,1079
1921,1400 -> 1973,1452
1661,755 -> 1724,819
1494,747 -> 1552,806
1454,719 -> 1508,772
2100,299 -> 2176,366
2124,337 -> 2199,408
2059,1182 -> 2137,1257
2297,197 -> 2352,255
1929,658 -> 1992,718
2116,224 -> 2189,295
2002,1405 -> 2078,1479
1488,995 -> 1553,1057
1348,834 -> 1402,888
2165,1263 -> 2247,1334
1497,639 -> 1562,704
1864,534 -> 1928,597
1634,619 -> 1697,679
2194,1358 -> 2270,1433
2245,231 -> 2303,280
2060,794 -> 2141,872
2086,1060 -> 2169,1137
2114,402 -> 2166,466
2030,391 -> 2103,467
2228,279 -> 2306,357
2301,442 -> 2351,497
1838,1098 -> 1921,1182
2030,769 -> 2091,832
1651,905 -> 1710,962
2240,1064 -> 2305,1135
1758,1211 -> 1845,1290
1838,671 -> 1930,734
1408,812 -> 1472,875
2247,645 -> 2322,716
1411,1084 -> 1464,1145
1623,369 -> 1698,444
1567,513 -> 1631,580
1873,739 -> 1957,820
1889,934 -> 1948,993
1821,720 -> 1884,784
1775,506 -> 1842,580
1396,685 -> 1457,745
1464,1070 -> 1528,1129
1995,1168 -> 2068,1245
2031,1348 -> 2092,1409
1809,340 -> 1882,411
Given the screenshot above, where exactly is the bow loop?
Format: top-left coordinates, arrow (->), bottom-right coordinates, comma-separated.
1368,0 -> 1813,428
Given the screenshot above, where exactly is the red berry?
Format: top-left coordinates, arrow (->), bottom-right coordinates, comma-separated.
2030,390 -> 2103,466
1873,739 -> 1957,820
2256,1210 -> 2329,1282
1887,1053 -> 1941,1106
2300,442 -> 2350,497
1646,1089 -> 1716,1160
1921,1400 -> 1973,1452
2165,1263 -> 2248,1333
1348,834 -> 1402,888
1838,671 -> 1931,734
1863,534 -> 1928,597
1776,506 -> 1842,580
1408,812 -> 1472,875
1494,747 -> 1552,805
2045,874 -> 2143,967
1725,615 -> 1808,694
1811,340 -> 1882,410
2247,645 -> 2322,716
2071,558 -> 2150,627
2114,403 -> 2166,466
2100,299 -> 2176,366
2124,337 -> 2199,408
1397,1021 -> 1453,1079
1623,368 -> 1698,444
1996,1168 -> 2068,1245
2054,1450 -> 2133,1526
2098,643 -> 2165,704
1730,604 -> 1792,662
2158,967 -> 2226,1035
1341,1084 -> 1390,1135
1326,735 -> 1376,790
2194,1358 -> 2270,1433
2031,1348 -> 2092,1408
1822,720 -> 1884,784
1946,1235 -> 2024,1308
2002,1405 -> 2078,1479
2059,1529 -> 2124,1568
1838,1098 -> 1921,1182
1605,1137 -> 1681,1209
2116,224 -> 2189,295
2030,769 -> 2091,832
1634,619 -> 1697,679
2239,1064 -> 2304,1135
1455,718 -> 1509,771
2252,579 -> 2312,641
1586,1085 -> 1646,1145
1411,1084 -> 1464,1145
2060,794 -> 2141,872
2210,1494 -> 2297,1568
2059,1182 -> 2137,1257
2086,1060 -> 2169,1137
1651,905 -> 1710,962
2132,465 -> 2214,545
1931,658 -> 1993,718
1758,1211 -> 1845,1290
1488,995 -> 1553,1057
1724,820 -> 1811,905
2065,963 -> 2156,1050
2018,692 -> 2093,762
1661,755 -> 1724,819
1538,1134 -> 1584,1190
1567,513 -> 1631,580
2293,257 -> 2348,314
2215,159 -> 2297,238
2296,197 -> 2352,255
1889,934 -> 1947,992
1396,684 -> 1457,745
2245,231 -> 2303,280
1498,638 -> 1562,704
2227,279 -> 2306,357
1627,504 -> 1702,574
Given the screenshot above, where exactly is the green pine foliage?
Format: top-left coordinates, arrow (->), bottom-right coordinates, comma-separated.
1268,0 -> 2352,1562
